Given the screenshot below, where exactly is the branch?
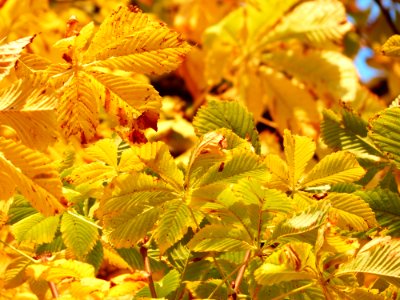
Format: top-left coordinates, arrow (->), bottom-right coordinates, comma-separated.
140,238 -> 157,299
373,0 -> 400,35
232,250 -> 252,298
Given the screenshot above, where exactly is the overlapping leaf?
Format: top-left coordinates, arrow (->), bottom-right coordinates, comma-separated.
262,0 -> 352,48
204,0 -> 357,132
154,200 -> 195,254
188,224 -> 256,252
355,188 -> 400,236
0,36 -> 34,81
50,6 -> 190,143
336,237 -> 400,287
193,99 -> 260,153
283,129 -> 315,190
0,79 -> 58,150
255,243 -> 317,286
301,152 -> 365,188
99,173 -> 176,247
325,193 -> 377,231
321,109 -> 383,159
0,137 -> 65,215
272,201 -> 330,240
369,107 -> 400,168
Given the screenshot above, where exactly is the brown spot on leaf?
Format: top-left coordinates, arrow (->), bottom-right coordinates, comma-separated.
136,110 -> 159,131
104,89 -> 111,112
65,16 -> 79,37
80,131 -> 87,144
129,130 -> 147,144
218,162 -> 225,172
32,173 -> 54,180
118,107 -> 129,126
128,5 -> 141,13
313,192 -> 328,200
62,53 -> 73,64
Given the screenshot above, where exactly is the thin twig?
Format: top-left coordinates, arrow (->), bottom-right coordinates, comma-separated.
258,116 -> 277,129
207,260 -> 250,299
212,256 -> 235,294
373,0 -> 400,34
232,250 -> 252,297
140,240 -> 157,298
0,239 -> 37,262
48,282 -> 59,299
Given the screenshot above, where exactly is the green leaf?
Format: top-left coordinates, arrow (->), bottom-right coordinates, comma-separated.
232,179 -> 293,213
272,201 -> 330,240
12,213 -> 60,244
100,173 -> 175,247
188,224 -> 256,252
135,270 -> 180,298
326,193 -> 377,231
167,243 -> 191,272
301,151 -> 366,188
117,247 -> 144,270
193,99 -> 261,154
381,34 -> 400,57
255,242 -> 316,286
321,109 -> 382,159
185,280 -> 228,300
105,207 -> 160,248
336,237 -> 400,286
370,107 -> 400,168
355,188 -> 400,236
36,235 -> 65,255
195,149 -> 267,188
155,200 -> 195,254
283,129 -> 315,190
100,173 -> 175,217
202,189 -> 259,240
8,195 -> 37,224
61,212 -> 100,258
85,240 -> 103,272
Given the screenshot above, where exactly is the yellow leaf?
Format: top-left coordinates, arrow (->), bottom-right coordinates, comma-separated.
283,129 -> 315,190
381,35 -> 400,57
301,151 -> 366,188
0,36 -> 34,81
263,0 -> 352,49
0,137 -> 65,215
50,6 -> 189,143
0,80 -> 58,150
85,6 -> 191,74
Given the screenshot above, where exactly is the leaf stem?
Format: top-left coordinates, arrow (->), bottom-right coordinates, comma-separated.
48,281 -> 59,299
140,241 -> 157,299
0,239 -> 37,263
271,282 -> 316,300
232,249 -> 252,296
207,256 -> 252,299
